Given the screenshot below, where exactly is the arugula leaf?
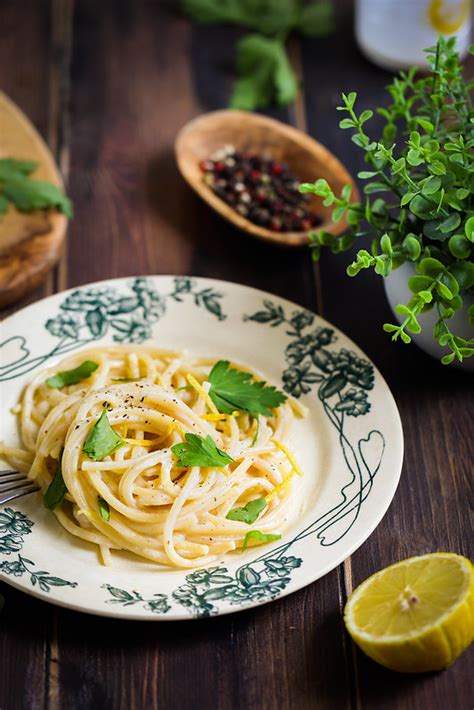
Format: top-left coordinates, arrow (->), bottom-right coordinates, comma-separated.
44,450 -> 67,510
208,360 -> 286,417
230,35 -> 298,111
242,529 -> 281,550
0,157 -> 73,218
226,497 -> 266,523
171,433 -> 234,467
83,406 -> 124,461
46,360 -> 99,389
98,495 -> 110,521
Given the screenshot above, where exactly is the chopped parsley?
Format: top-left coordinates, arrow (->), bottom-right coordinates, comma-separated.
83,405 -> 124,461
226,497 -> 267,524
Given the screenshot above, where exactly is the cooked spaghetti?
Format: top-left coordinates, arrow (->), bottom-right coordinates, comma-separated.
1,346 -> 307,569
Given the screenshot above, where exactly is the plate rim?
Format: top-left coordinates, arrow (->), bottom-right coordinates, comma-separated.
0,274 -> 404,620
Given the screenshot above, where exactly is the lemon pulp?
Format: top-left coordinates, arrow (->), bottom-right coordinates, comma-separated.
344,553 -> 474,673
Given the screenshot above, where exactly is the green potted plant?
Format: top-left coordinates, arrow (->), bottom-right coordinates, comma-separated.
300,37 -> 474,368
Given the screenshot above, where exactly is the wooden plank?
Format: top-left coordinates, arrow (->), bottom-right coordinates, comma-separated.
0,1 -> 54,708
53,2 -> 350,709
301,3 -> 474,708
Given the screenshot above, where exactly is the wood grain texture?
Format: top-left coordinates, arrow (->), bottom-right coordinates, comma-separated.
0,1 -> 472,709
0,1 -> 54,708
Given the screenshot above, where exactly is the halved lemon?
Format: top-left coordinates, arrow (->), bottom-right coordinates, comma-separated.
344,553 -> 474,673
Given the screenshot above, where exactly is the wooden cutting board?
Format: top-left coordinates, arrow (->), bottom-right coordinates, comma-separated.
0,92 -> 68,308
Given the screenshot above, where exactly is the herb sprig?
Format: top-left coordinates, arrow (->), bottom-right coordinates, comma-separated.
0,158 -> 73,218
300,38 -> 474,365
208,360 -> 286,417
182,0 -> 333,110
171,433 -> 234,468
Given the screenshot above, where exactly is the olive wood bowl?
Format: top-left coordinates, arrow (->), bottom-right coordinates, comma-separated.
175,109 -> 358,247
0,91 -> 68,308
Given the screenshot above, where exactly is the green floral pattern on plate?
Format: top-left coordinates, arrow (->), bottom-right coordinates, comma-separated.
0,508 -> 77,593
0,277 -> 226,382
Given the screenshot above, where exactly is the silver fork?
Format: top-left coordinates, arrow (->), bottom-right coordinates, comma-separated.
0,470 -> 40,504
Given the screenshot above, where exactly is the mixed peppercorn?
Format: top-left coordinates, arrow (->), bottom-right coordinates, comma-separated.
199,145 -> 321,233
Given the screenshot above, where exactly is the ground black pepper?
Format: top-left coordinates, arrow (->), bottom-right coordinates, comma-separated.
200,145 -> 322,233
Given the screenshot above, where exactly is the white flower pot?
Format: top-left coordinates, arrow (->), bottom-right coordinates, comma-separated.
384,261 -> 474,371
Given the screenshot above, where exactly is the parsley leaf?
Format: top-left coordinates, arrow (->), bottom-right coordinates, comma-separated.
46,360 -> 99,389
0,158 -> 73,218
208,360 -> 286,417
230,35 -> 298,111
83,406 -> 124,461
98,495 -> 110,521
182,1 -> 334,110
44,450 -> 67,510
226,497 -> 267,523
171,433 -> 234,467
242,529 -> 281,550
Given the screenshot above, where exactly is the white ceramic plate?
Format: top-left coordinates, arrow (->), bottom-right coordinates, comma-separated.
0,276 -> 403,620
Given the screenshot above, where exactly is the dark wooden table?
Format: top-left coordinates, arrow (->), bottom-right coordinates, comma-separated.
1,1 -> 472,708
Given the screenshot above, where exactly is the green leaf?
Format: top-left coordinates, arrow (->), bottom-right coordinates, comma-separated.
339,118 -> 354,129
364,182 -> 391,195
415,117 -> 434,133
0,158 -> 73,218
449,262 -> 474,291
421,176 -> 441,195
46,360 -> 99,389
402,234 -> 421,260
208,360 -> 286,417
400,191 -> 416,206
230,34 -> 297,110
465,216 -> 474,242
298,0 -> 334,37
448,234 -> 471,259
44,450 -> 67,510
83,405 -> 124,461
171,433 -> 234,467
419,257 -> 444,278
226,497 -> 267,524
438,213 -> 461,234
357,171 -> 377,179
0,195 -> 9,213
408,276 -> 433,293
98,495 -> 110,521
242,529 -> 281,551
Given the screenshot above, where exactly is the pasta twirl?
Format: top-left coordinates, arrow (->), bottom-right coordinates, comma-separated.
1,346 -> 307,569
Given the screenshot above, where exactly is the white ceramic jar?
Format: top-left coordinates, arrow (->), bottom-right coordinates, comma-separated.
355,0 -> 472,71
384,262 -> 474,371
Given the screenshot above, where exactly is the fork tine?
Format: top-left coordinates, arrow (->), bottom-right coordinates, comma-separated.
0,480 -> 37,493
0,472 -> 26,483
0,485 -> 40,505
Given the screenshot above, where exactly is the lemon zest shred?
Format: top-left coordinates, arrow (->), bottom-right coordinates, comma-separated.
271,438 -> 303,477
265,472 -> 295,503
186,374 -> 219,415
124,437 -> 161,447
200,413 -> 228,422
